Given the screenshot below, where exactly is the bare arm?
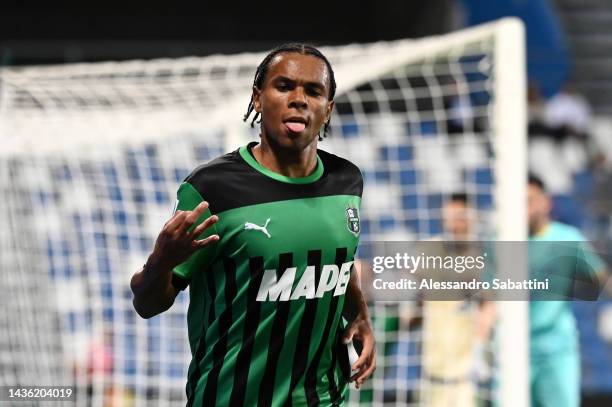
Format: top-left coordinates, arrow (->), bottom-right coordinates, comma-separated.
342,264 -> 376,388
130,201 -> 219,319
130,254 -> 180,319
343,270 -> 370,322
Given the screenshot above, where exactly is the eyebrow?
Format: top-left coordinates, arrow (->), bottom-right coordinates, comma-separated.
273,75 -> 327,91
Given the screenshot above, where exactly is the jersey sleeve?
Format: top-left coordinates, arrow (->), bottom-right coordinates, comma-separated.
355,165 -> 364,199
171,181 -> 220,290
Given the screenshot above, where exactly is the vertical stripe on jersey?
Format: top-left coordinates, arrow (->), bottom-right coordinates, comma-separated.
328,343 -> 340,403
229,256 -> 265,406
304,247 -> 348,405
288,250 -> 323,404
207,268 -> 217,327
186,269 -> 217,407
202,258 -> 237,405
331,328 -> 347,404
327,248 -> 350,403
258,252 -> 294,407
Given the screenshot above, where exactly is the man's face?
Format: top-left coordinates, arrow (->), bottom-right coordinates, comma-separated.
527,184 -> 551,235
253,53 -> 334,151
442,201 -> 471,239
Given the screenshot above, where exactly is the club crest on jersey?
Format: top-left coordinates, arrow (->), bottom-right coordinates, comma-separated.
346,207 -> 360,235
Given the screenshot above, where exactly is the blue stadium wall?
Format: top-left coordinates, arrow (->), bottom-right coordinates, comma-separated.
460,0 -> 570,97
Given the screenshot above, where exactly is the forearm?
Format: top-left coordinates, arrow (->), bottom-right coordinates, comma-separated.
130,253 -> 177,319
130,195 -> 218,319
343,270 -> 370,322
341,267 -> 377,386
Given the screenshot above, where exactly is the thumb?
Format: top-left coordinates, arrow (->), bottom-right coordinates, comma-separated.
342,324 -> 358,344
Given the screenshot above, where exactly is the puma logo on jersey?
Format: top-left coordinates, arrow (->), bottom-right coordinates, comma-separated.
244,218 -> 271,238
256,261 -> 354,302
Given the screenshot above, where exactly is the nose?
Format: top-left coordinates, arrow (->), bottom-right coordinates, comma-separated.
288,86 -> 307,109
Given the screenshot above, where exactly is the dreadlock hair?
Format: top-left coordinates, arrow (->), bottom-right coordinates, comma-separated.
243,43 -> 337,141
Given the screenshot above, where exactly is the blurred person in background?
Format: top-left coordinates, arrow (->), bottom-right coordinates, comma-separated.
527,174 -> 607,407
75,328 -> 134,407
418,193 -> 495,407
384,193 -> 495,406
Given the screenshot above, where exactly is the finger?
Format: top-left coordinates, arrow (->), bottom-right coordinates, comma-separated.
190,200 -> 210,219
352,335 -> 374,371
352,359 -> 376,387
350,349 -> 375,382
350,368 -> 366,385
193,234 -> 220,248
189,214 -> 219,238
165,211 -> 187,233
175,202 -> 209,235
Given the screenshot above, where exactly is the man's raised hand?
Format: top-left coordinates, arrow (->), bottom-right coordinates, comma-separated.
151,201 -> 219,269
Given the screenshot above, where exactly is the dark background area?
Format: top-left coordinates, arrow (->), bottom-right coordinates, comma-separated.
0,0 -> 455,66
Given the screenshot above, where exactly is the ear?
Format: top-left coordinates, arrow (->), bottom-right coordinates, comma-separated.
252,86 -> 262,113
325,100 -> 335,123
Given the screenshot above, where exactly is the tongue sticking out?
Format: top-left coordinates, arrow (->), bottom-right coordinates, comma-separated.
285,122 -> 306,133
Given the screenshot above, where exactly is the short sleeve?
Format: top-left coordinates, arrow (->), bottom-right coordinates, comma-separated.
171,182 -> 220,289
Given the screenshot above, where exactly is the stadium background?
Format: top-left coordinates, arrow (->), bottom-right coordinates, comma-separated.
1,0 -> 612,406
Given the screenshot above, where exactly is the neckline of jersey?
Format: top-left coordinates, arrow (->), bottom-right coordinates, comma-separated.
239,142 -> 324,184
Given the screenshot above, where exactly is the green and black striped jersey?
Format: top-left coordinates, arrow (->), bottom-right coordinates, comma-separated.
171,142 -> 363,407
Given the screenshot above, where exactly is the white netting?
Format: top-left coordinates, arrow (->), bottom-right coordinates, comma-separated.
0,18 -> 526,407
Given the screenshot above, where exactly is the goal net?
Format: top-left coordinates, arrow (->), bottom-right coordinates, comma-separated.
0,18 -> 526,407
